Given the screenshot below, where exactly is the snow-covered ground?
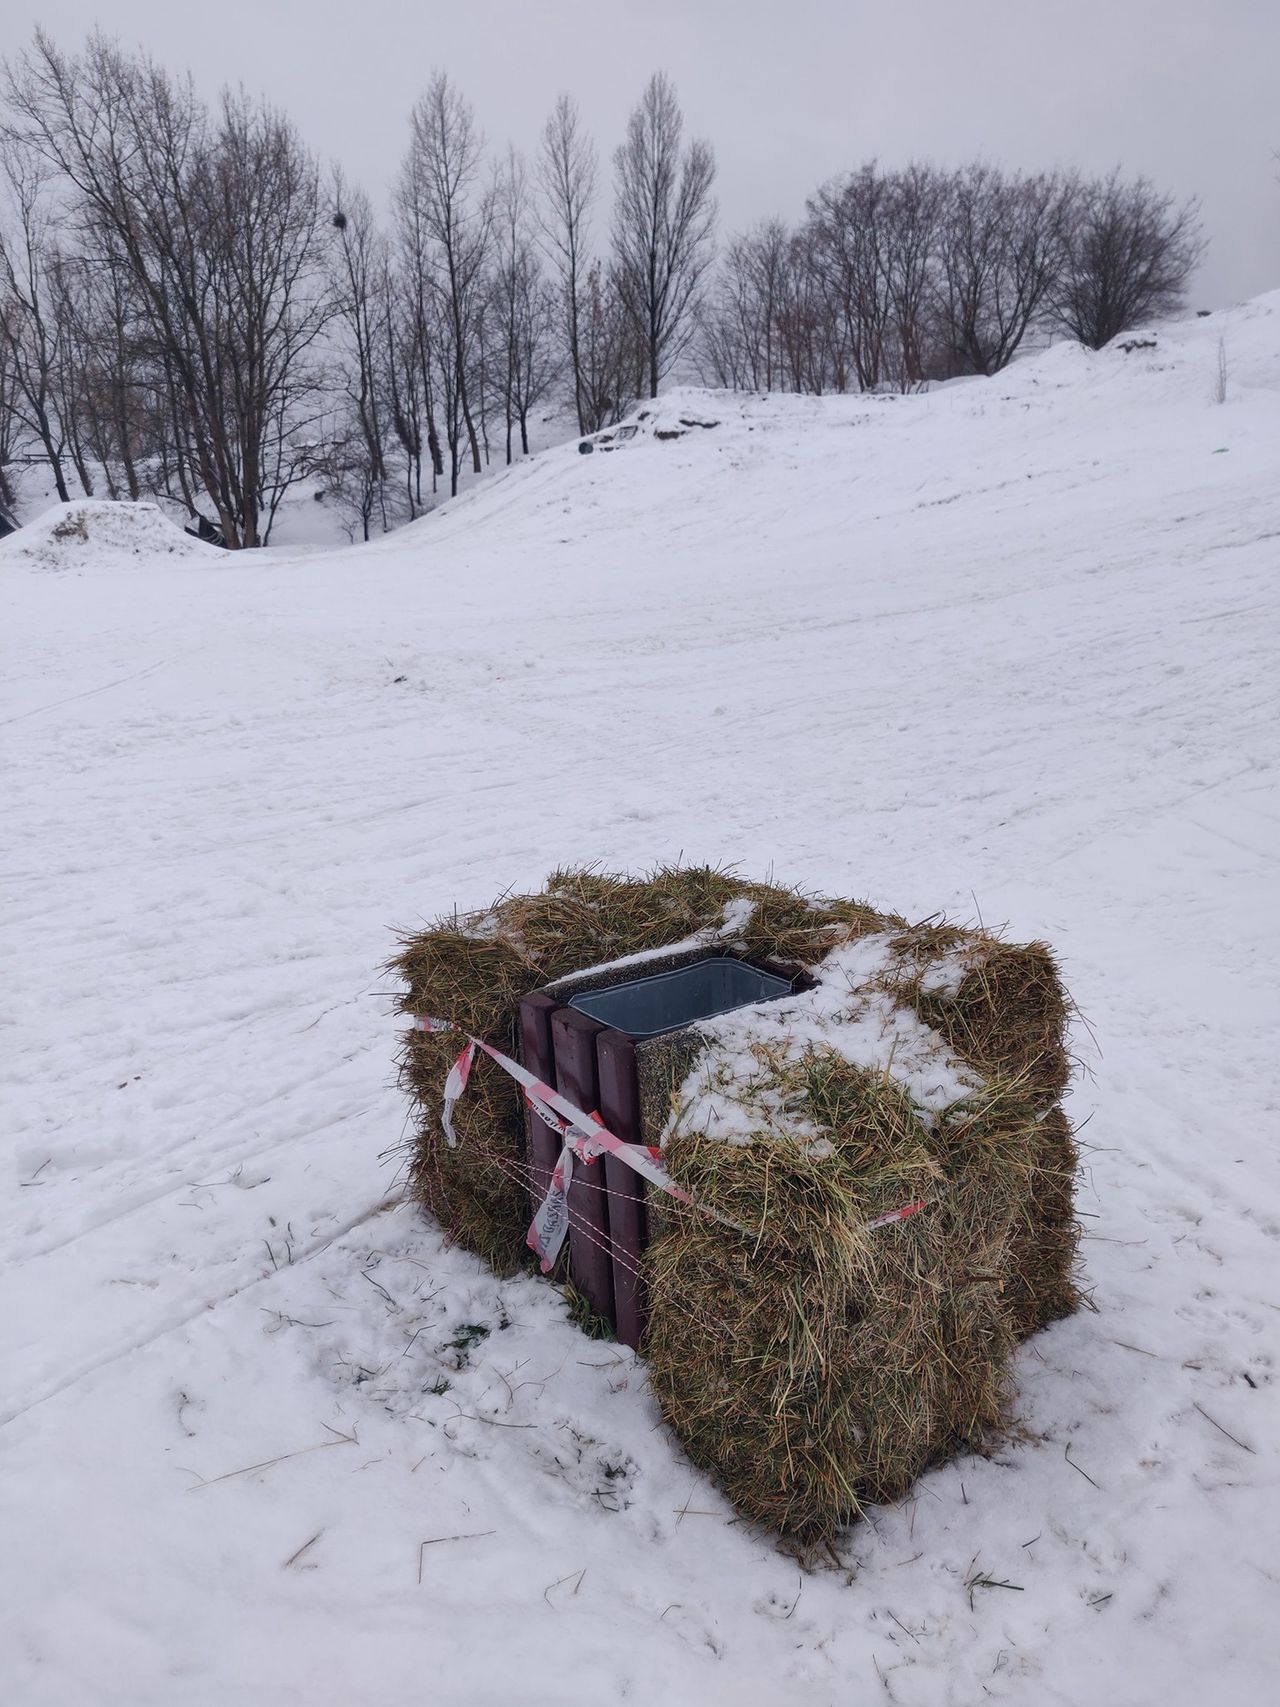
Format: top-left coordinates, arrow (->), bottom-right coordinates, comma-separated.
3,298 -> 1279,1706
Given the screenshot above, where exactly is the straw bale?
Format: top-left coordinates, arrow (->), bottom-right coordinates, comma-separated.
644,1059 -> 1024,1536
391,869 -> 1080,1536
891,928 -> 1072,1109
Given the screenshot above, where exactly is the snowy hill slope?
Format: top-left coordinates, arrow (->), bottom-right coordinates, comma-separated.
3,296 -> 1279,1706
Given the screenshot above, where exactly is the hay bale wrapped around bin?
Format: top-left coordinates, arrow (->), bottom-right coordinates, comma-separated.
393,867 -> 881,1271
392,869 -> 1079,1539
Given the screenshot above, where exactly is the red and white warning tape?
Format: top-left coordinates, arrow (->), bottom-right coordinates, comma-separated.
862,1200 -> 928,1231
413,1014 -> 702,1270
411,1014 -> 932,1271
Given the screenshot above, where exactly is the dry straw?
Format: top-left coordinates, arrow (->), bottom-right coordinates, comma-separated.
392,867 -> 1079,1540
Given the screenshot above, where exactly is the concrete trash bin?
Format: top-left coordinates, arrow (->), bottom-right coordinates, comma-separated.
519,954 -> 796,1346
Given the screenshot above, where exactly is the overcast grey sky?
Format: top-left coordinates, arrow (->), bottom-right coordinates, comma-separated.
10,0 -> 1278,305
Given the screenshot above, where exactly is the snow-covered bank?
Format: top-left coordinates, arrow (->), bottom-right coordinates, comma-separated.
3,297 -> 1279,1705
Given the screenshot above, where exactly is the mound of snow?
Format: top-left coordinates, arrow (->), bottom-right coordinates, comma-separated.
0,499 -> 223,571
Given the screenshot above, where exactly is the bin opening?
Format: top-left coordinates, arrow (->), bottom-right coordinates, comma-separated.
566,955 -> 794,1040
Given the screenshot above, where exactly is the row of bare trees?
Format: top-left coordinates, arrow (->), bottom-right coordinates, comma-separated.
321,66 -> 718,533
0,26 -> 1205,546
0,32 -> 717,543
696,162 -> 1203,394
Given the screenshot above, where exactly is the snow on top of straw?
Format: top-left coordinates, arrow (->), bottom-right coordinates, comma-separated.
664,933 -> 981,1150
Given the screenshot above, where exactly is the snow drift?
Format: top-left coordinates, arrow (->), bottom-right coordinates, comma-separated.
0,498 -> 222,572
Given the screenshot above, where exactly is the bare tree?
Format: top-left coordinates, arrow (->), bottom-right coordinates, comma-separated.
805,165 -> 898,391
695,217 -> 791,390
776,225 -> 841,394
1049,170 -> 1203,350
427,268 -> 467,495
200,87 -> 332,543
490,148 -> 557,461
612,72 -> 717,398
54,237 -> 146,499
934,164 -> 1071,376
538,94 -> 595,434
490,148 -> 523,464
0,144 -> 72,499
47,253 -> 96,495
0,299 -> 23,508
4,31 -> 331,546
328,170 -> 397,538
390,173 -> 445,508
389,269 -> 439,513
576,260 -> 640,430
400,73 -> 492,495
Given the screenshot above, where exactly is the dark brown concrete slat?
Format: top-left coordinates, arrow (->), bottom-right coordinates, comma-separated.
596,1028 -> 648,1350
550,1007 -> 615,1326
518,992 -> 560,1216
